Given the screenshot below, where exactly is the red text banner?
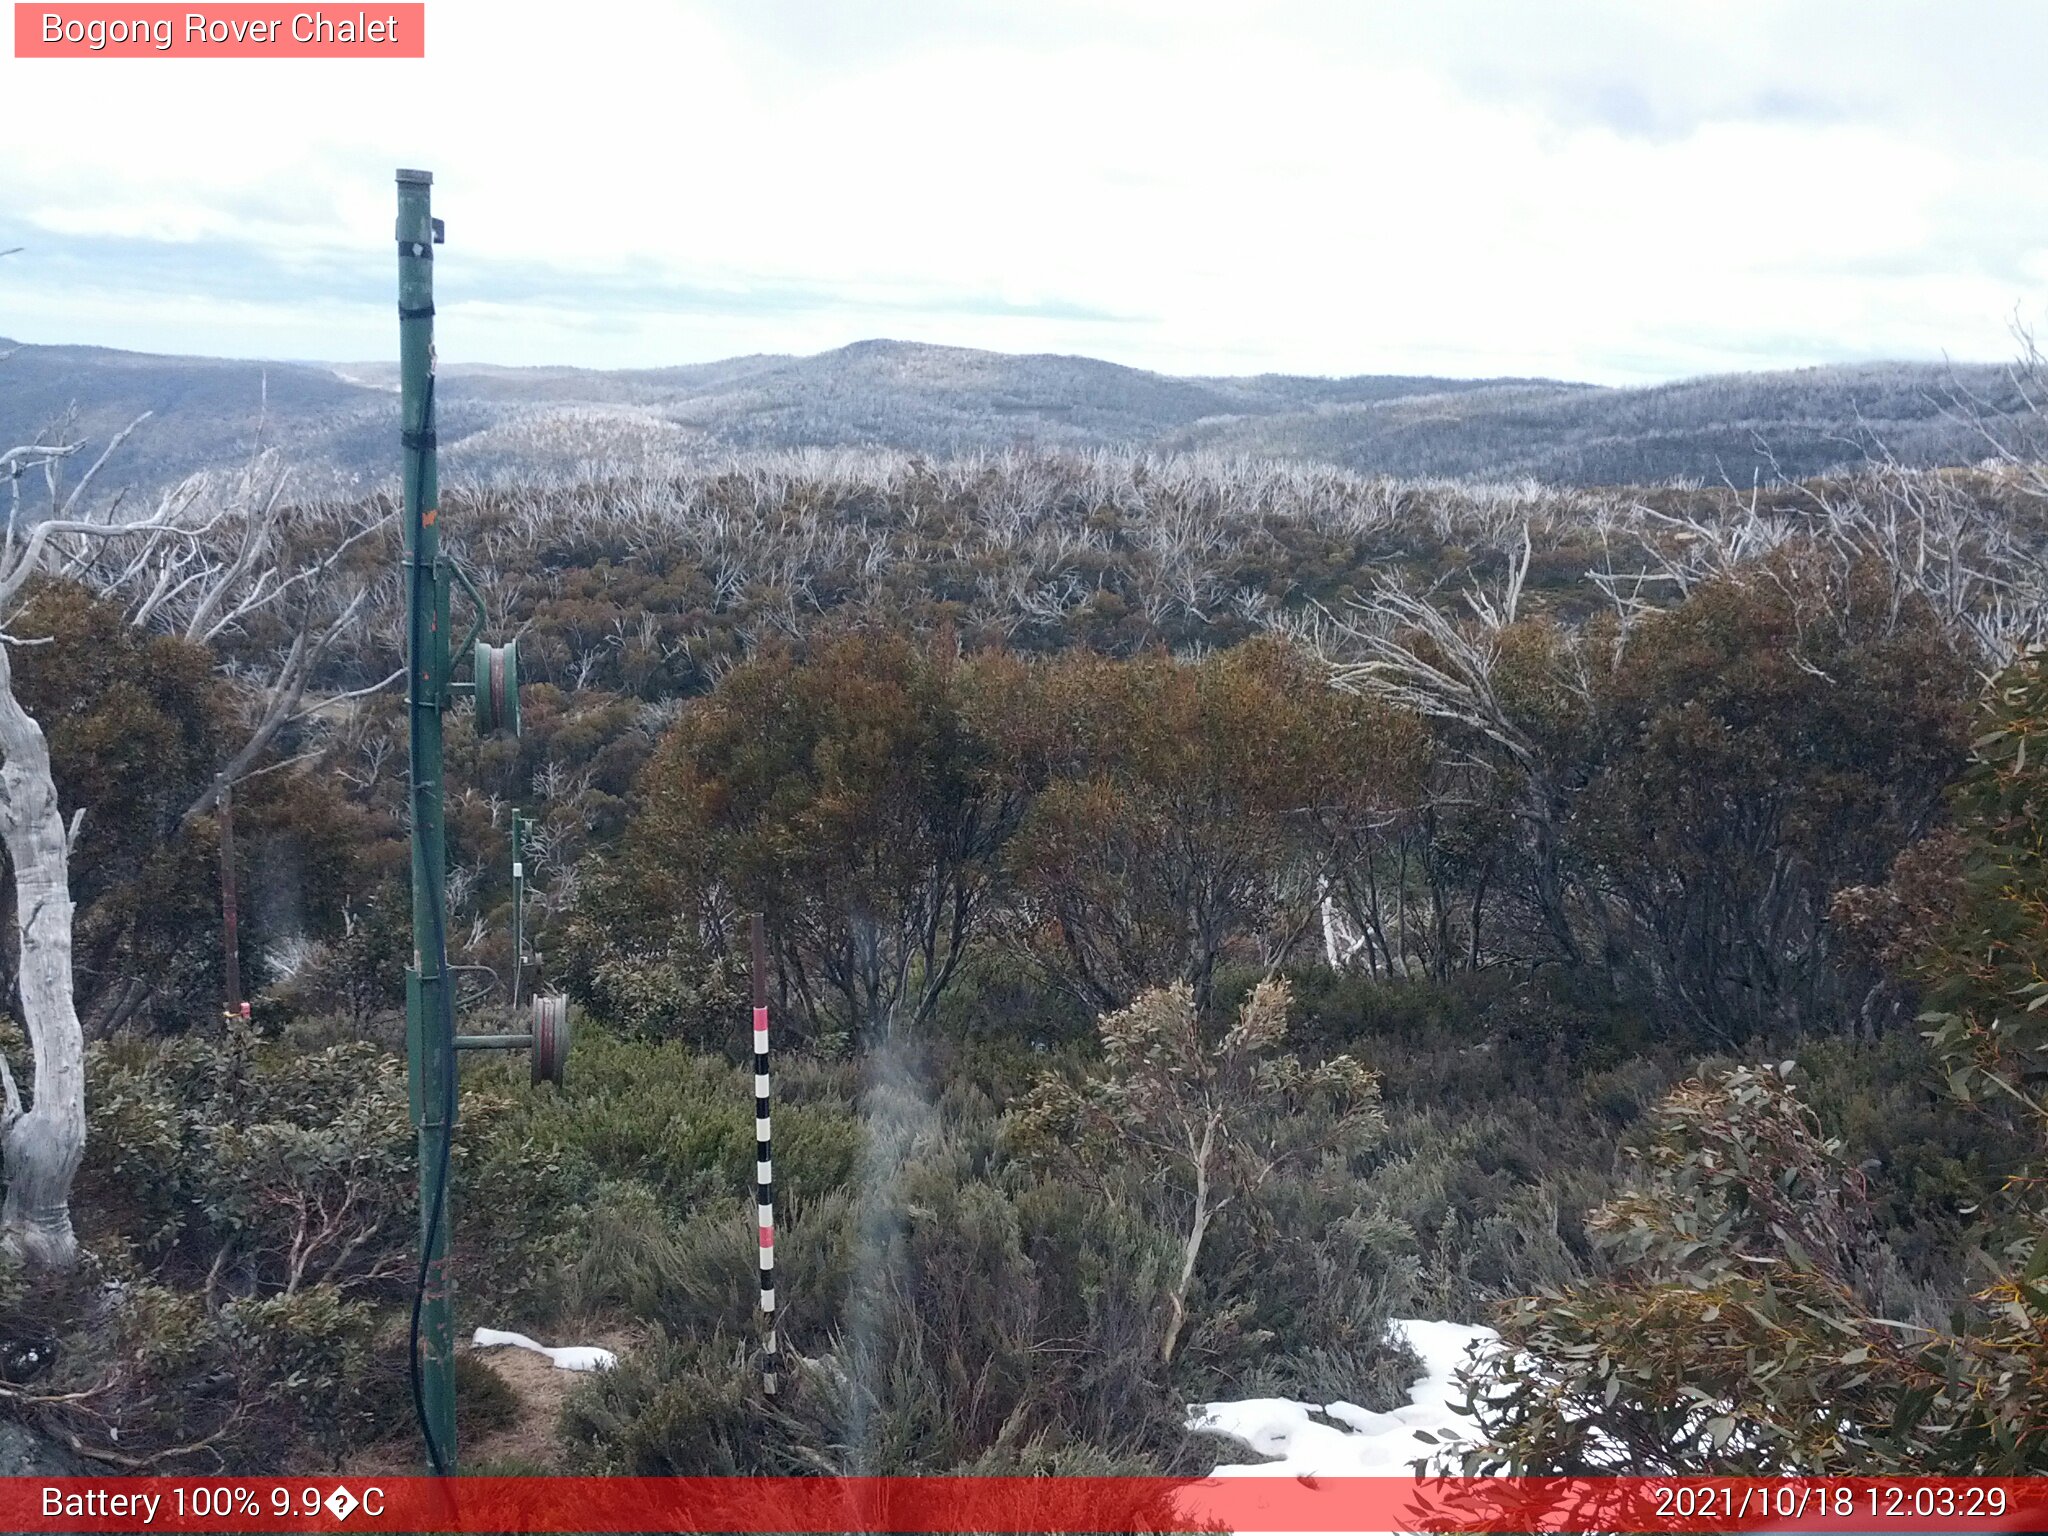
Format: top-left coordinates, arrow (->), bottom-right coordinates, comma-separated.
5,1475 -> 2047,1532
14,4 -> 424,57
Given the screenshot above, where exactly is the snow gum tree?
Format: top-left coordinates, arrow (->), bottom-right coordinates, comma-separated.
0,406 -> 388,1268
0,418 -> 175,1266
999,638 -> 1424,1011
1461,654 -> 2048,1475
633,632 -> 1031,1049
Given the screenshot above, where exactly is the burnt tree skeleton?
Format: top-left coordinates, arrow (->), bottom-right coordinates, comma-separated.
0,412 -> 394,1266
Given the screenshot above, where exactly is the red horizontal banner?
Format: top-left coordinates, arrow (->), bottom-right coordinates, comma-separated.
6,1476 -> 2046,1532
13,4 -> 423,57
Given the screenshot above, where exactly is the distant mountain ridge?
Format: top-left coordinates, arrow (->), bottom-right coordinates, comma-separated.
0,335 -> 2027,499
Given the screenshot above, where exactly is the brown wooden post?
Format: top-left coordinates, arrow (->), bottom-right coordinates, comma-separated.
217,773 -> 242,1021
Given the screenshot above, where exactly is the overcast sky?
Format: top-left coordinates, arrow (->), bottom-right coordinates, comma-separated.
3,0 -> 2045,384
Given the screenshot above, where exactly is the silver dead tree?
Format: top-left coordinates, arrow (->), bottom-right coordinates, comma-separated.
0,409 -> 392,1267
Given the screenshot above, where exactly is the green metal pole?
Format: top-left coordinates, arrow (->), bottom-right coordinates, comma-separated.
397,166 -> 457,1475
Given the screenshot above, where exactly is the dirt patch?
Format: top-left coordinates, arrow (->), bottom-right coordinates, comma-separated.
346,1327 -> 636,1475
460,1341 -> 578,1470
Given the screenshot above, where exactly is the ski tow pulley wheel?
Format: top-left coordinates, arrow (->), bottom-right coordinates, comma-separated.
474,639 -> 521,738
531,993 -> 570,1087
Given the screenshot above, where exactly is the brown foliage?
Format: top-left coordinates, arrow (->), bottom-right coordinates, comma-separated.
998,638 -> 1425,1008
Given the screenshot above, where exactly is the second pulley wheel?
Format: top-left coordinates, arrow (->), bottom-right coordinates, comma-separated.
530,993 -> 570,1087
474,639 -> 521,737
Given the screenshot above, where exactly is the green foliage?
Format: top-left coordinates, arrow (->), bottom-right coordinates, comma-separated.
1914,650 -> 2048,1135
1481,626 -> 2048,1472
47,453 -> 2048,1479
3,583 -> 226,1025
454,1353 -> 522,1442
220,1286 -> 399,1450
1016,979 -> 1383,1193
920,942 -> 1097,1073
1016,979 -> 1385,1365
1458,1065 -> 1937,1473
556,862 -> 744,1048
0,582 -> 406,1031
563,1329 -> 771,1475
271,893 -> 412,1028
547,1012 -> 1411,1476
58,1025 -> 598,1467
1338,552 -> 1972,1040
1462,1024 -> 2048,1470
80,1025 -> 414,1296
22,1271 -> 405,1468
1801,1029 -> 2028,1303
454,1027 -> 862,1314
605,632 -> 1423,1052
558,1110 -> 1198,1474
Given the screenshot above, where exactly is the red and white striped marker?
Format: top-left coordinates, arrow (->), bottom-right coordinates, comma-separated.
749,913 -> 780,1397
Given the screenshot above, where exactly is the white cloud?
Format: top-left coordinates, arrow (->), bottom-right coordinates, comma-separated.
1,0 -> 2041,382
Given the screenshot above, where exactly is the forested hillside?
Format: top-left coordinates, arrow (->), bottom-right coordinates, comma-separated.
0,438 -> 2045,1474
4,334 -> 2036,498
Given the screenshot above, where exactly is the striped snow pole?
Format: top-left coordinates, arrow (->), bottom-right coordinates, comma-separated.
750,913 -> 780,1397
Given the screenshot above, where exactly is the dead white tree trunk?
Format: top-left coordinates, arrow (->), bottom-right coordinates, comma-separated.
0,414 -> 128,1267
0,640 -> 83,1267
0,414 -> 167,1265
0,399 -> 391,1265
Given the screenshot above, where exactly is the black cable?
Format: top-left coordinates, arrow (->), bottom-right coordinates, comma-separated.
403,367 -> 458,1478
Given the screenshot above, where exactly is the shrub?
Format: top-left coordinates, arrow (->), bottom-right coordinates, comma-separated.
1458,1062 -> 2048,1474
999,640 -> 1423,1009
268,894 -> 412,1028
221,1286 -> 399,1451
556,863 -> 744,1049
627,633 -> 1031,1047
81,1026 -> 414,1297
1015,979 -> 1386,1369
60,1026 -> 558,1468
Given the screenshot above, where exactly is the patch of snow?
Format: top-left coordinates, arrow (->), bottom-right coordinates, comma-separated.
1188,1318 -> 1498,1478
472,1326 -> 618,1372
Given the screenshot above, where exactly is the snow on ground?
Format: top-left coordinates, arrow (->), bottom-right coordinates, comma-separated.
1187,1318 -> 1498,1478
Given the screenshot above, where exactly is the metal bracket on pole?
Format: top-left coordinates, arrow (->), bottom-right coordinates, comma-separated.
448,558 -> 490,675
